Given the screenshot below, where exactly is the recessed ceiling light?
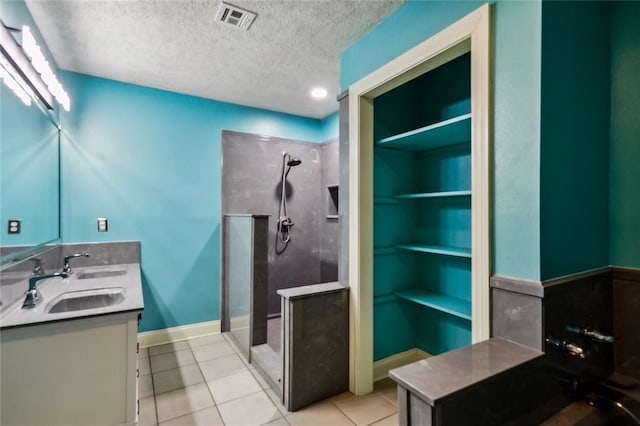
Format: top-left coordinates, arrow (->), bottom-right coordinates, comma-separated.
310,87 -> 328,99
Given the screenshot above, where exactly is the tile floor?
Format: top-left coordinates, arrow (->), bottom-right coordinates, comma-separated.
139,333 -> 398,426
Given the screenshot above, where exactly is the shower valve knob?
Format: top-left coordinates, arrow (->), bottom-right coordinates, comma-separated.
278,217 -> 294,228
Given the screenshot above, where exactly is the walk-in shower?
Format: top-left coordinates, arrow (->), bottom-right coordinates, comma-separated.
222,130 -> 342,411
276,152 -> 301,251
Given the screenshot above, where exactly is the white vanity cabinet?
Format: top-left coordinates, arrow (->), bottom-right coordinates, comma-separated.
0,311 -> 140,426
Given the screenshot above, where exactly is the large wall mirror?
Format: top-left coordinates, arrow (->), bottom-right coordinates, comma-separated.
0,70 -> 60,269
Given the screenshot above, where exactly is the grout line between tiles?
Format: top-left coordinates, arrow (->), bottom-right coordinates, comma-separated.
330,398 -> 358,426
368,412 -> 397,425
190,338 -> 227,425
146,346 -> 160,426
215,389 -> 266,408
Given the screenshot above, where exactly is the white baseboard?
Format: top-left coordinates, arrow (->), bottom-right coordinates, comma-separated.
373,348 -> 431,382
137,320 -> 221,348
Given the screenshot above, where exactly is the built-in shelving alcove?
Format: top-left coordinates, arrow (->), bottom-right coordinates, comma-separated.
346,4 -> 491,395
373,52 -> 473,361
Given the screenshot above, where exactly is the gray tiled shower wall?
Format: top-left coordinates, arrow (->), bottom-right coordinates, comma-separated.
222,131 -> 339,316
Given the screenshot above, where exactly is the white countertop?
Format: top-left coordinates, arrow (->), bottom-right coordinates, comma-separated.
0,263 -> 144,329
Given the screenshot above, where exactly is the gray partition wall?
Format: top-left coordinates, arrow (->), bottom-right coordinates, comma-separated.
222,131 -> 338,317
224,214 -> 269,359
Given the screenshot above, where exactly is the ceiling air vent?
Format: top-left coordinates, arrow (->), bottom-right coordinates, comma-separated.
215,2 -> 257,30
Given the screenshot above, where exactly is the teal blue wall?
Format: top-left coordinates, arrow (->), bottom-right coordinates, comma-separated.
492,1 -> 542,280
539,2 -> 611,280
60,72 -> 330,332
610,2 -> 640,268
320,112 -> 339,142
341,0 -> 543,281
341,1 -> 481,90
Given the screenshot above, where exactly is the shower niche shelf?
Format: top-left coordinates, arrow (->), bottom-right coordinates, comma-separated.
326,184 -> 339,220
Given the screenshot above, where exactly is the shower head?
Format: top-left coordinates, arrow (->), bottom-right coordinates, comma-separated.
283,152 -> 302,167
287,157 -> 302,167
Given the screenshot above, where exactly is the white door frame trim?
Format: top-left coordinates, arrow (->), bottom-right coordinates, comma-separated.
347,4 -> 492,395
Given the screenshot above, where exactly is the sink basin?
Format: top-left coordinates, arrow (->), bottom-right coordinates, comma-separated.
77,269 -> 127,279
45,287 -> 126,313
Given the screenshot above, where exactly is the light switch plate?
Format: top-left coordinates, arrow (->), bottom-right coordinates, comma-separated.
97,218 -> 108,232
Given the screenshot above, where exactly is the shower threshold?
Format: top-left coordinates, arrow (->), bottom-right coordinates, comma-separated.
251,343 -> 283,393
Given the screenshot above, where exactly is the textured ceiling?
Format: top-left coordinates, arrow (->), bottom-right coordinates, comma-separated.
25,0 -> 404,119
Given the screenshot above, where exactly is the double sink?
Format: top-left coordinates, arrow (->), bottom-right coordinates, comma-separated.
0,263 -> 143,329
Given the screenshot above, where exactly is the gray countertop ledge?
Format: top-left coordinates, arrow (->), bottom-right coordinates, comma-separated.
389,337 -> 543,406
277,281 -> 346,300
0,263 -> 144,329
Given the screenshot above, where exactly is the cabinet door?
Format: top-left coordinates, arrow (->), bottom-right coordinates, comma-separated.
1,312 -> 139,426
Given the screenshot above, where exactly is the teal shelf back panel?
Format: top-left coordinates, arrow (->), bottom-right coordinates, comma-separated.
373,53 -> 471,142
374,249 -> 416,297
395,244 -> 471,258
418,256 -> 471,301
395,288 -> 471,320
375,204 -> 416,248
374,197 -> 400,205
376,114 -> 471,152
415,197 -> 471,249
374,294 -> 397,305
374,300 -> 416,361
418,143 -> 471,193
395,190 -> 471,199
374,148 -> 417,196
414,308 -> 471,355
374,247 -> 398,256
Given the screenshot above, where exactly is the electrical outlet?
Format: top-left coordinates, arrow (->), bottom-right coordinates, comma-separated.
7,219 -> 20,234
97,218 -> 108,232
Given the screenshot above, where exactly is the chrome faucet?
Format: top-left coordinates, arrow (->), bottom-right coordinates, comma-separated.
63,253 -> 90,274
22,272 -> 68,309
29,257 -> 44,276
546,336 -> 587,359
566,325 -> 615,343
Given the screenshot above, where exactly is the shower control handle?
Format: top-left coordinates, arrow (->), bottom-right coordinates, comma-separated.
566,325 -> 615,343
278,217 -> 294,228
546,336 -> 587,359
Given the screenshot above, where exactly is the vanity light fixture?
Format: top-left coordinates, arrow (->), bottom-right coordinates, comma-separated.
310,87 -> 328,99
21,26 -> 70,111
0,19 -> 70,111
0,57 -> 32,106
